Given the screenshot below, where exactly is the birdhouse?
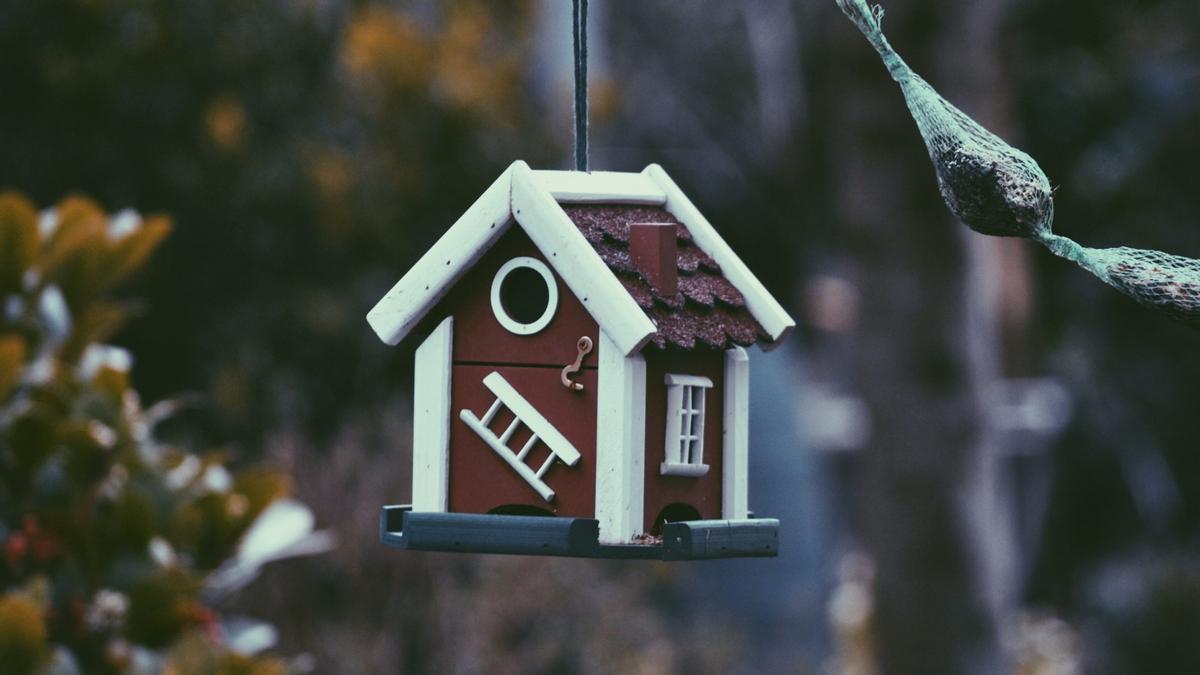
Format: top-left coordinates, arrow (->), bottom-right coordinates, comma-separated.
371,161 -> 794,560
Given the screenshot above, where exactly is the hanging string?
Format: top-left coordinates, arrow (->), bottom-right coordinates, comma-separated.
573,0 -> 589,172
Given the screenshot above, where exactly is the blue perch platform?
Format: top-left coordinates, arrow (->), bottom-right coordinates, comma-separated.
380,505 -> 779,561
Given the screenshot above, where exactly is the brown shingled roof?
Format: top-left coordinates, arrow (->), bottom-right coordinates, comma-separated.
563,205 -> 770,350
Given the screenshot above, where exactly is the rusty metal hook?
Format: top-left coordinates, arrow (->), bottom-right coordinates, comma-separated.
561,336 -> 594,392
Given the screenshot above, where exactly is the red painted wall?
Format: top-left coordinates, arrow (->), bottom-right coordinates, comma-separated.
441,228 -> 600,368
438,227 -> 600,516
448,364 -> 597,517
642,349 -> 725,534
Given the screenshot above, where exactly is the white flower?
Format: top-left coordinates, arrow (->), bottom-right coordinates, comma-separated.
107,209 -> 141,240
38,208 -> 58,238
3,295 -> 23,320
204,499 -> 336,600
148,536 -> 177,568
87,420 -> 118,449
202,465 -> 233,493
38,285 -> 71,344
164,455 -> 201,491
85,589 -> 129,632
25,354 -> 56,385
78,344 -> 133,381
97,464 -> 129,501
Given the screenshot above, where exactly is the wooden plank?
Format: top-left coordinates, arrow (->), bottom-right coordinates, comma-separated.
722,347 -> 750,519
481,371 -> 581,465
532,170 -> 668,205
367,163 -> 516,346
594,332 -> 647,544
643,164 -> 796,349
411,316 -> 453,512
510,163 -> 658,357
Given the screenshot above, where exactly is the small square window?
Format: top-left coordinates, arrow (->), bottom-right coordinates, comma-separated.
661,374 -> 713,477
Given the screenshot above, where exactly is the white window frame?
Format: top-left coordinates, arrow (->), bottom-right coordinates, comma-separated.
661,373 -> 713,477
489,256 -> 559,336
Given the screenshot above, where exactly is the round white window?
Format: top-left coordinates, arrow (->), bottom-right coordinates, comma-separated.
490,256 -> 559,335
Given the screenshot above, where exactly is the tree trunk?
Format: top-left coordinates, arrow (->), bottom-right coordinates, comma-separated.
830,0 -> 1013,672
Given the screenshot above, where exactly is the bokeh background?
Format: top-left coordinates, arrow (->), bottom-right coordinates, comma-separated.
3,0 -> 1200,673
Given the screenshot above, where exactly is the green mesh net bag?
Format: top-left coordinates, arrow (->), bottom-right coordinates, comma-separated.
837,0 -> 1200,328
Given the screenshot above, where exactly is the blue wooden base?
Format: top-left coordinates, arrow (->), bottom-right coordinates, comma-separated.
380,505 -> 779,561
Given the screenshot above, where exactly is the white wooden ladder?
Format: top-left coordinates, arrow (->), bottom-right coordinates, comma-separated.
459,372 -> 582,503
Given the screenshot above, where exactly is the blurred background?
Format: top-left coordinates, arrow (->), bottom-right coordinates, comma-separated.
2,0 -> 1200,673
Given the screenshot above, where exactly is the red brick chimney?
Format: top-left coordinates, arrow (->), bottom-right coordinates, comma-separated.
629,223 -> 678,296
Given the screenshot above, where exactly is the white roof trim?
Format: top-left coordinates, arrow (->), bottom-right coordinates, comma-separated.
511,164 -> 657,356
367,161 -> 793,355
643,164 -> 796,350
366,164 -> 515,345
532,170 -> 667,205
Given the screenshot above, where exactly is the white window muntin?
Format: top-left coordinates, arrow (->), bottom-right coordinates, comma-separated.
489,256 -> 559,336
661,374 -> 713,477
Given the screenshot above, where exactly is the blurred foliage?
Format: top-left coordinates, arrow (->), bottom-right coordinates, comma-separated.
6,0 -> 1199,672
0,0 -> 555,445
0,193 -> 300,674
2,2 -> 746,672
228,421 -> 749,675
1011,2 -> 1200,659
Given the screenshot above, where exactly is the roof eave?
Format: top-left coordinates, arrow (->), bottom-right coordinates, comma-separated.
510,164 -> 658,357
366,162 -> 792,356
366,162 -> 517,346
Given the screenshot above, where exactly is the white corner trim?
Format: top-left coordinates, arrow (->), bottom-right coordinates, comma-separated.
642,164 -> 796,350
532,170 -> 668,205
594,332 -> 646,543
459,371 -> 583,503
510,163 -> 657,357
722,347 -> 750,520
664,373 -> 713,388
411,316 -> 453,512
489,256 -> 559,335
366,162 -> 517,346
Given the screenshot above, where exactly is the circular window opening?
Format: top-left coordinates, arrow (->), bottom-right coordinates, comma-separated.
490,257 -> 558,335
501,266 -> 549,324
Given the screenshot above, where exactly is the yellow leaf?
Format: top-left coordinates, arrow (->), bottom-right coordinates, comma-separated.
342,7 -> 431,87
205,95 -> 248,152
233,469 -> 292,523
101,214 -> 172,290
127,571 -> 202,648
58,301 -> 130,364
91,365 -> 131,401
0,334 -> 27,400
39,194 -> 106,288
0,191 -> 38,293
0,593 -> 49,674
38,214 -> 103,290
